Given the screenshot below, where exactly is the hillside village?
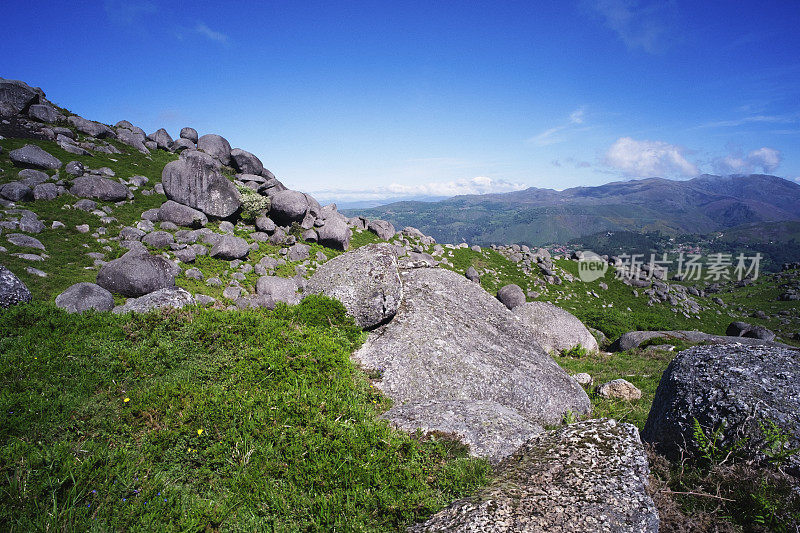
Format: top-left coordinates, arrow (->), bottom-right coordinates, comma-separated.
1,78 -> 799,531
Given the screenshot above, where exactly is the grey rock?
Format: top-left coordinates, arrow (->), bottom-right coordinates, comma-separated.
209,234 -> 249,260
573,372 -> 593,387
496,283 -> 525,310
0,265 -> 32,308
643,344 -> 800,475
6,233 -> 45,250
113,287 -> 194,314
316,215 -> 351,251
230,148 -> 264,175
142,231 -> 175,249
180,127 -> 198,143
411,419 -> 659,533
148,128 -> 173,150
96,250 -> 177,297
75,224 -> 90,233
598,379 -> 642,400
67,115 -> 114,138
157,200 -> 208,228
9,144 -> 62,170
287,243 -> 310,261
65,161 -> 85,176
70,176 -> 129,201
116,128 -> 149,154
184,267 -> 203,280
18,168 -> 48,186
19,214 -> 44,234
0,78 -> 41,116
255,215 -> 276,233
32,183 -> 59,201
386,400 -> 543,464
196,134 -> 232,165
74,198 -> 97,211
140,207 -> 160,221
465,266 -> 480,283
161,150 -> 241,218
255,275 -> 299,305
55,282 -> 114,313
28,103 -> 60,123
174,248 -> 197,263
726,321 -> 776,341
367,219 -> 395,240
0,182 -> 33,202
170,138 -> 194,152
195,294 -> 216,307
218,221 -> 235,233
613,329 -> 792,352
306,243 -> 402,329
269,190 -> 311,225
513,301 -> 599,354
354,268 -> 591,443
25,267 -> 47,278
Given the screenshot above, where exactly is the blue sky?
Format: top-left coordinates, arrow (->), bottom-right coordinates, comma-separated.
4,1 -> 800,202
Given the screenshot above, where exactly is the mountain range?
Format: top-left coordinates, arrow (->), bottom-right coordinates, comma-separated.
344,174 -> 800,246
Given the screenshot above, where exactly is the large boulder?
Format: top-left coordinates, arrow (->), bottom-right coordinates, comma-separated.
116,128 -> 149,154
410,419 -> 659,532
269,190 -> 311,225
180,127 -> 198,143
513,301 -> 599,354
196,134 -> 232,165
306,243 -> 402,328
387,400 -> 543,464
315,215 -> 351,251
354,268 -> 590,460
161,150 -> 241,218
496,283 -> 525,310
367,219 -> 395,240
157,200 -> 208,228
112,287 -> 194,314
0,78 -> 42,116
0,182 -> 33,202
256,276 -> 300,305
70,176 -> 129,201
209,234 -> 249,260
148,128 -> 173,150
55,282 -> 114,313
726,321 -> 776,341
0,265 -> 32,308
9,144 -> 62,170
28,104 -> 60,123
643,343 -> 800,475
612,329 -> 791,352
230,148 -> 264,175
67,115 -> 115,138
96,250 -> 177,297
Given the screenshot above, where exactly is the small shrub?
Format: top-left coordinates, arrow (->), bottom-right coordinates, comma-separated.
235,184 -> 270,221
562,344 -> 588,358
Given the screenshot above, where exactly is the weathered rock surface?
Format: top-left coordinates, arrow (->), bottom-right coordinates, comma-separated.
496,283 -> 525,310
726,321 -> 776,341
315,214 -> 351,250
67,115 -> 114,138
149,128 -> 173,150
70,176 -> 129,201
306,243 -> 402,328
28,103 -> 60,123
410,419 -> 659,533
209,234 -> 249,260
465,266 -> 480,283
613,329 -> 792,351
367,219 -> 395,240
230,148 -> 264,175
161,150 -> 241,218
196,134 -> 232,165
55,282 -> 114,313
0,182 -> 33,202
96,250 -> 177,297
513,301 -> 599,354
0,78 -> 42,116
180,127 -> 198,143
255,276 -> 300,305
6,234 -> 45,250
0,265 -> 32,308
354,268 -> 591,456
158,200 -> 208,228
9,144 -> 62,170
386,400 -> 543,464
269,190 -> 311,225
643,343 -> 800,475
598,379 -> 642,400
112,287 -> 194,314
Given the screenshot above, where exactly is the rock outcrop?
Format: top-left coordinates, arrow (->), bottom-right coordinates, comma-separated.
96,250 -> 178,297
113,287 -> 194,314
613,329 -> 792,351
643,343 -> 800,475
55,282 -> 114,313
0,265 -> 32,308
306,243 -> 402,328
161,150 -> 241,218
410,419 -> 659,532
513,301 -> 599,354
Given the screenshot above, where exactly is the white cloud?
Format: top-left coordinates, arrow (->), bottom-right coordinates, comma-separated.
604,137 -> 698,177
714,147 -> 782,174
583,0 -> 678,53
311,176 -> 528,202
527,107 -> 587,146
105,0 -> 156,24
195,22 -> 229,45
699,114 -> 796,128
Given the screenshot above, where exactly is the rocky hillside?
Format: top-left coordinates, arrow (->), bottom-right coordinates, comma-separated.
2,77 -> 799,530
347,174 -> 800,247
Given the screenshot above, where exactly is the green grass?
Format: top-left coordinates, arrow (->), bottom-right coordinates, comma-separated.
0,298 -> 489,531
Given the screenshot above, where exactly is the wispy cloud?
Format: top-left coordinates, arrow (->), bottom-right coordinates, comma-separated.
311,176 -> 528,202
195,22 -> 230,45
527,107 -> 587,146
699,114 -> 797,128
713,147 -> 782,174
604,136 -> 698,177
583,0 -> 678,54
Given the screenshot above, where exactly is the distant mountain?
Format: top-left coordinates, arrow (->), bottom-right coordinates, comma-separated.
320,195 -> 450,210
344,175 -> 800,246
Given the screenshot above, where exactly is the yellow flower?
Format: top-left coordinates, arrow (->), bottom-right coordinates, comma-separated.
197,429 -> 203,436
123,398 -> 130,403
